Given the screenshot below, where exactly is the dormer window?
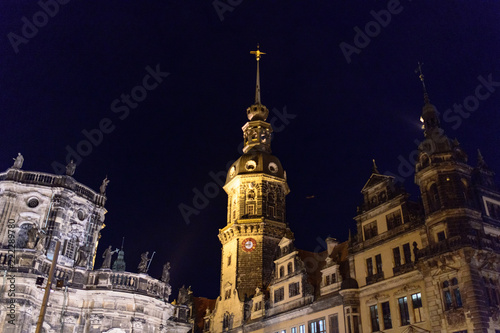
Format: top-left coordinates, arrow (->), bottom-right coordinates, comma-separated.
287,262 -> 293,275
279,266 -> 285,278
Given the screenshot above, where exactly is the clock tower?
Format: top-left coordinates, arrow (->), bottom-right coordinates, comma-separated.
211,45 -> 293,332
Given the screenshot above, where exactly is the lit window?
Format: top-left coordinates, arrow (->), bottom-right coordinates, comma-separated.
298,325 -> 305,333
412,293 -> 424,322
308,318 -> 326,333
398,296 -> 410,326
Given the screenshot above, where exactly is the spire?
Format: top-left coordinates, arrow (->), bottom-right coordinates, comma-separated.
246,44 -> 269,122
372,159 -> 379,174
415,62 -> 441,138
415,61 -> 430,104
477,149 -> 488,168
250,44 -> 266,105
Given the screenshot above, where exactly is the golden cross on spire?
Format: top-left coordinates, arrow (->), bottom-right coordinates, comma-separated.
250,44 -> 266,61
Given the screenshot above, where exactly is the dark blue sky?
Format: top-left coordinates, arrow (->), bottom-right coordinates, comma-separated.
1,1 -> 500,299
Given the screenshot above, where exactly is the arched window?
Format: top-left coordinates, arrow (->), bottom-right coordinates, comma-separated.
279,266 -> 285,278
428,183 -> 441,213
287,262 -> 293,275
247,190 -> 255,200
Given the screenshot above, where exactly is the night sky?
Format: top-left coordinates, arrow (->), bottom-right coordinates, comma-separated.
1,1 -> 500,299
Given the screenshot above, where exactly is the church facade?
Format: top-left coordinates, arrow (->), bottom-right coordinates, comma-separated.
0,163 -> 191,332
201,51 -> 500,333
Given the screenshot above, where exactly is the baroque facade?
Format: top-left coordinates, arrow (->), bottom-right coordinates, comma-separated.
0,163 -> 191,332
200,50 -> 500,333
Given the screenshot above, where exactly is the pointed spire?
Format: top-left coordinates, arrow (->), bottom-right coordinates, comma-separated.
477,149 -> 488,168
415,61 -> 430,104
250,44 -> 266,104
372,159 -> 379,174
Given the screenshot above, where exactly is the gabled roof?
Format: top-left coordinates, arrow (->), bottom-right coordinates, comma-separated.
361,173 -> 394,193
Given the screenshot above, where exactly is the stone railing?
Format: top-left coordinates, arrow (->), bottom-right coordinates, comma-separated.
0,250 -> 170,300
0,169 -> 106,206
365,272 -> 384,285
416,233 -> 500,260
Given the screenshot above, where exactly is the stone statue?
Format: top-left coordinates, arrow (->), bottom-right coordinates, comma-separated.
137,251 -> 150,273
66,160 -> 76,176
35,230 -> 47,253
161,262 -> 171,283
12,153 -> 24,169
26,227 -> 38,249
178,285 -> 188,304
100,176 -> 110,195
76,246 -> 89,267
101,245 -> 118,269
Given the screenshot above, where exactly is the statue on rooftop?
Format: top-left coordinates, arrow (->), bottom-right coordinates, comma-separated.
137,251 -> 150,273
101,245 -> 118,269
66,160 -> 76,176
100,176 -> 110,195
161,262 -> 171,283
76,245 -> 89,267
12,153 -> 24,169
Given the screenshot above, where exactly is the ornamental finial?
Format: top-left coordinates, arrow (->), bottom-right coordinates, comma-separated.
250,43 -> 266,61
250,44 -> 266,104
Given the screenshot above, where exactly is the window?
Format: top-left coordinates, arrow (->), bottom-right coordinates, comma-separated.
254,301 -> 262,311
247,204 -> 255,215
398,296 -> 410,326
227,255 -> 231,266
299,325 -> 305,333
224,289 -> 231,299
375,254 -> 382,274
364,221 -> 378,240
346,307 -> 360,333
308,318 -> 326,333
443,278 -> 463,310
437,231 -> 446,242
403,243 -> 412,264
274,287 -> 284,303
382,301 -> 392,329
484,278 -> 499,306
331,273 -> 337,283
367,258 -> 374,276
291,328 -> 297,333
369,305 -> 380,332
329,314 -> 339,333
386,210 -> 402,229
279,266 -> 285,278
325,275 -> 330,286
393,247 -> 401,267
287,262 -> 293,275
223,313 -> 230,330
289,282 -> 300,297
268,206 -> 275,217
428,183 -> 441,212
247,190 -> 255,200
412,293 -> 423,322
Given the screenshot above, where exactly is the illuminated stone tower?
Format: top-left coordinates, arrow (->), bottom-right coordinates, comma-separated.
211,46 -> 293,331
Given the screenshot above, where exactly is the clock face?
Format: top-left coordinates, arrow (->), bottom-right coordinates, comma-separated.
242,238 -> 257,252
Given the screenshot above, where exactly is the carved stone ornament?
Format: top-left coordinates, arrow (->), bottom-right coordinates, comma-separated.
445,308 -> 466,327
